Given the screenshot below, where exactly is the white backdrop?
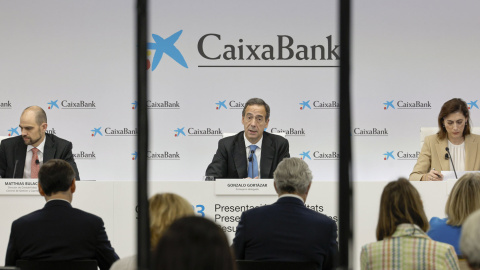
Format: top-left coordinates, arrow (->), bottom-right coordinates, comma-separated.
1,1 -> 479,181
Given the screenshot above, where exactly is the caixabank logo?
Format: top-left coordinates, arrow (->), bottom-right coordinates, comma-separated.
300,150 -> 339,160
147,31 -> 188,71
0,101 -> 12,109
131,100 -> 181,110
73,151 -> 96,160
383,100 -> 431,110
198,34 -> 339,67
383,150 -> 419,160
45,128 -> 56,135
174,127 -> 222,137
299,100 -> 339,110
352,127 -> 388,136
131,150 -> 180,160
215,100 -> 245,110
91,127 -> 137,137
270,127 -> 305,137
468,100 -> 478,110
7,127 -> 19,136
47,99 -> 96,110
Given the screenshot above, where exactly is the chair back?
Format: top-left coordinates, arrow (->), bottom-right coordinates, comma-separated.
16,260 -> 97,270
236,260 -> 317,270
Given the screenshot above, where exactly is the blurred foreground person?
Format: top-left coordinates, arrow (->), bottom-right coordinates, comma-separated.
154,216 -> 235,270
360,178 -> 460,269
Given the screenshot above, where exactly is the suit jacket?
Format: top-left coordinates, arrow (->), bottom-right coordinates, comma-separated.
205,131 -> 290,179
0,134 -> 80,180
232,197 -> 338,270
5,200 -> 119,270
409,134 -> 480,181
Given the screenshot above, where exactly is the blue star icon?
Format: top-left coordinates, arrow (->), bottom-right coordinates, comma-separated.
132,151 -> 138,160
300,100 -> 311,110
468,100 -> 479,109
147,31 -> 188,71
132,101 -> 138,110
216,100 -> 227,110
300,151 -> 311,160
91,127 -> 103,137
383,100 -> 395,110
8,127 -> 19,136
48,100 -> 59,109
174,127 -> 186,137
384,151 -> 395,160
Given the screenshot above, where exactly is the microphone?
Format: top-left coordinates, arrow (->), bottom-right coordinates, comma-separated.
445,153 -> 449,160
248,150 -> 254,178
445,147 -> 458,179
13,160 -> 18,178
35,159 -> 40,165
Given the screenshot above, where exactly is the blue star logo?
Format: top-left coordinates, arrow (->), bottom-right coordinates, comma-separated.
468,100 -> 479,109
216,100 -> 227,110
91,127 -> 103,137
8,127 -> 19,136
132,101 -> 138,110
174,127 -> 186,137
48,100 -> 59,109
147,31 -> 188,71
132,151 -> 138,160
300,151 -> 311,160
300,100 -> 311,110
383,151 -> 395,160
383,100 -> 395,110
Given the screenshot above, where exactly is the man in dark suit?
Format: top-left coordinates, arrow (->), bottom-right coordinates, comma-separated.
232,158 -> 338,270
206,98 -> 289,179
4,159 -> 118,270
0,106 -> 80,179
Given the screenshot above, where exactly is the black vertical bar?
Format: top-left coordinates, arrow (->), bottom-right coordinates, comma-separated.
136,0 -> 150,269
338,0 -> 352,269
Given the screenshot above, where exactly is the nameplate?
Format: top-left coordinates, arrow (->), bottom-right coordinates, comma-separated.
215,179 -> 277,195
0,179 -> 40,195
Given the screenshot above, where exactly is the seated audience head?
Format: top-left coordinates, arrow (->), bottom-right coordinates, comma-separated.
460,209 -> 480,270
376,178 -> 429,240
154,216 -> 234,270
273,157 -> 312,201
38,159 -> 76,201
445,173 -> 480,226
149,193 -> 194,250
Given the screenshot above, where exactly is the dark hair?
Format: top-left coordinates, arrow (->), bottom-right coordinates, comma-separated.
154,216 -> 235,270
437,98 -> 470,140
23,106 -> 48,125
38,159 -> 75,196
242,98 -> 270,120
376,178 -> 429,240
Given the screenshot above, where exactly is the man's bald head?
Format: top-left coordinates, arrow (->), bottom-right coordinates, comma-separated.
22,106 -> 47,125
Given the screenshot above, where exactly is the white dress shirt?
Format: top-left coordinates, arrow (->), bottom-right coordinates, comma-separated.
24,138 -> 45,179
244,134 -> 263,178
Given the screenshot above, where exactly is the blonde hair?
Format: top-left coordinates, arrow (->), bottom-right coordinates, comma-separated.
376,178 -> 429,240
149,193 -> 194,249
446,173 -> 480,226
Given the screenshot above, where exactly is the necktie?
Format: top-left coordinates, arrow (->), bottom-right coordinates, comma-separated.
247,145 -> 259,178
31,148 -> 39,179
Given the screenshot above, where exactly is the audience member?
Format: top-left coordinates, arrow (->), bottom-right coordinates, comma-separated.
110,193 -> 194,270
232,157 -> 338,269
4,159 -> 118,270
154,216 -> 235,270
428,173 -> 480,256
360,178 -> 460,269
460,209 -> 480,270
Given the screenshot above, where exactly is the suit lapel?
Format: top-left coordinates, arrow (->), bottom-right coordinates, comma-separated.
43,134 -> 55,162
465,135 -> 477,170
233,133 -> 248,178
260,133 -> 274,178
14,137 -> 27,178
435,137 -> 449,171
